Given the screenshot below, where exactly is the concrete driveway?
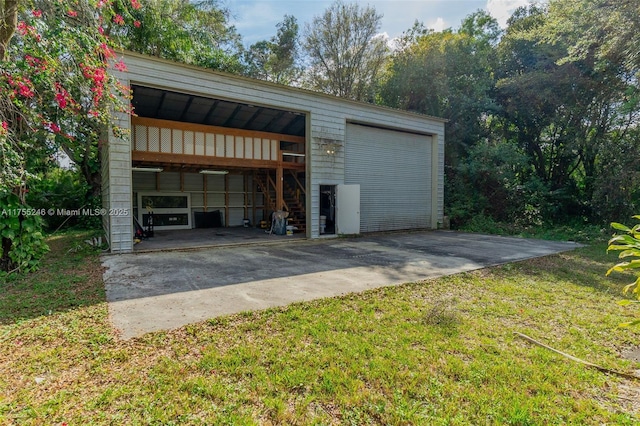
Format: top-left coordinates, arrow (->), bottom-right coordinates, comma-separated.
103,231 -> 581,339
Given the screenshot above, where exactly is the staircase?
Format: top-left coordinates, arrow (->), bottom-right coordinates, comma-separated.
254,170 -> 306,233
283,179 -> 306,233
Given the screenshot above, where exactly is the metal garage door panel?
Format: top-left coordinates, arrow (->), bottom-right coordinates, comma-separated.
345,123 -> 432,232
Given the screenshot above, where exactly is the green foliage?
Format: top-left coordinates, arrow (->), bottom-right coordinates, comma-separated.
26,168 -> 102,230
379,4 -> 640,231
591,129 -> 640,223
0,0 -> 134,272
243,15 -> 301,85
0,192 -> 48,275
2,235 -> 639,423
1,0 -> 133,190
607,217 -> 640,327
446,139 -> 545,228
380,12 -> 499,167
541,0 -> 640,74
494,3 -> 640,226
114,0 -> 244,73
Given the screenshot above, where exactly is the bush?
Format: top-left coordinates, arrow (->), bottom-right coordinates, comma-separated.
607,217 -> 640,327
446,140 -> 547,228
27,168 -> 94,231
0,192 -> 49,274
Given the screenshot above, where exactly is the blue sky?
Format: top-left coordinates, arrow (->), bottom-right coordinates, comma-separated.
226,0 -> 536,46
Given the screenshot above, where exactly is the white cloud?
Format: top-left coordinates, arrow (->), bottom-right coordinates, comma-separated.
486,0 -> 530,28
428,17 -> 447,33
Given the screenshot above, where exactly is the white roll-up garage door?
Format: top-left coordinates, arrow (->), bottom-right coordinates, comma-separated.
345,123 -> 432,233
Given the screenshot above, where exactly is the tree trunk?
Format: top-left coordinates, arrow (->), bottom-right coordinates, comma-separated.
0,0 -> 19,60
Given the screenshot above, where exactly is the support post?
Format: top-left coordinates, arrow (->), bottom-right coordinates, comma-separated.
276,165 -> 284,211
224,173 -> 229,227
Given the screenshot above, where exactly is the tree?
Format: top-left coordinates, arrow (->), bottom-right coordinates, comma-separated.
244,15 -> 301,85
112,0 -> 244,73
540,0 -> 640,74
0,0 -> 133,273
494,4 -> 640,222
302,0 -> 388,101
379,12 -> 499,168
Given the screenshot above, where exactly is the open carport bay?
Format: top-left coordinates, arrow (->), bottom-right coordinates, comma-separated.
103,231 -> 581,339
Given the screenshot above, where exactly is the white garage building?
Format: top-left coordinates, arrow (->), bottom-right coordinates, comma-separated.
102,52 -> 445,253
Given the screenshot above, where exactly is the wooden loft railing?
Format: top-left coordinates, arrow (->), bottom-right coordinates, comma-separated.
131,117 -> 305,170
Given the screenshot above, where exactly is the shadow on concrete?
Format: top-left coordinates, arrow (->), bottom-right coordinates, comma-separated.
133,227 -> 304,252
103,231 -> 583,338
104,231 -> 581,302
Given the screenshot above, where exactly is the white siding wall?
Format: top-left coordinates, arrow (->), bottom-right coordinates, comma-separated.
112,53 -> 445,249
104,66 -> 134,252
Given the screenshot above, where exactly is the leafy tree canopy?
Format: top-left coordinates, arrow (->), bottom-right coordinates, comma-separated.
112,0 -> 244,73
302,0 -> 388,101
243,14 -> 301,85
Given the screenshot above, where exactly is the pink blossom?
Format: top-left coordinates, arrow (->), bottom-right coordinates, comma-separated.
45,122 -> 60,133
113,14 -> 124,25
25,55 -> 41,67
32,10 -> 42,18
55,93 -> 67,109
17,82 -> 34,98
67,10 -> 78,17
16,21 -> 30,35
133,20 -> 141,28
98,26 -> 105,35
114,60 -> 128,72
1,121 -> 7,134
131,0 -> 142,10
99,43 -> 116,59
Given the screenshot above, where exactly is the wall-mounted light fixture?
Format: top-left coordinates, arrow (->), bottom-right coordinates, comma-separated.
199,170 -> 229,175
317,139 -> 342,156
282,152 -> 306,157
132,167 -> 163,172
324,142 -> 340,155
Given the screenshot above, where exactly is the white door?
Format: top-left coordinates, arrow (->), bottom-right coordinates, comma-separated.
336,184 -> 360,235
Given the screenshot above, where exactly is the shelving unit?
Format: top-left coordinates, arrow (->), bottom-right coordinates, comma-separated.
133,170 -> 265,229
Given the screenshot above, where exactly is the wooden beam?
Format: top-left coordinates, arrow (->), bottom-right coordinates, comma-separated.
203,173 -> 207,212
179,95 -> 195,121
243,107 -> 264,128
276,165 -> 283,211
132,151 -> 305,170
223,105 -> 243,127
224,173 -> 229,227
290,170 -> 305,195
153,91 -> 167,117
252,170 -> 256,225
202,100 -> 219,124
133,116 -> 305,144
261,110 -> 285,132
243,172 -> 248,220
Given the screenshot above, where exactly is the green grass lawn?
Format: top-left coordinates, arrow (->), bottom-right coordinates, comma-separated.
1,231 -> 640,424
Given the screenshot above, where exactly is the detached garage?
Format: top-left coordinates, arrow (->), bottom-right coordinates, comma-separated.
102,52 -> 445,253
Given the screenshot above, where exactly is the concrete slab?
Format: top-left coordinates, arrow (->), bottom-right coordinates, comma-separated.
103,231 -> 581,339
